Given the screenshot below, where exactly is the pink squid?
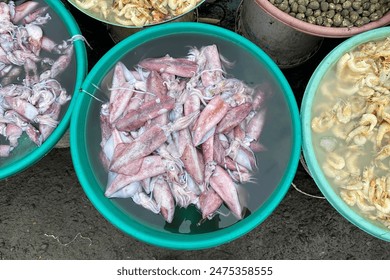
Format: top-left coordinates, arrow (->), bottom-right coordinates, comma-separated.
139,55 -> 198,78
152,175 -> 175,223
110,111 -> 198,173
109,62 -> 135,124
191,94 -> 229,146
209,165 -> 243,219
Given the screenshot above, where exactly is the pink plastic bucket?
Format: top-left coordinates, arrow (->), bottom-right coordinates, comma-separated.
255,0 -> 390,38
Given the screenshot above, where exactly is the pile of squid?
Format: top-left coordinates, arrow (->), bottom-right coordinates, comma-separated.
0,1 -> 74,158
74,0 -> 201,27
99,44 -> 268,223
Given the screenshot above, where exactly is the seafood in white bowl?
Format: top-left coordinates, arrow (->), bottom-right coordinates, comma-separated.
69,0 -> 204,27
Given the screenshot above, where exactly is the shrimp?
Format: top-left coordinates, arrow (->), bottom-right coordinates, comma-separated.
326,152 -> 345,170
345,113 -> 377,143
311,111 -> 336,133
377,122 -> 390,148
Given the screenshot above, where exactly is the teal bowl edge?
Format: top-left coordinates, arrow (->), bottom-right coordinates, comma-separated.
301,26 -> 390,242
0,0 -> 88,180
70,22 -> 302,250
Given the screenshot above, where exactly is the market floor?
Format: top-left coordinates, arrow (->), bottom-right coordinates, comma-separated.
0,0 -> 390,260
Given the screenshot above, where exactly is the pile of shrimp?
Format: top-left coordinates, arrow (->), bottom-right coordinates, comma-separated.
99,44 -> 269,223
74,0 -> 201,26
311,37 -> 390,229
0,1 -> 75,158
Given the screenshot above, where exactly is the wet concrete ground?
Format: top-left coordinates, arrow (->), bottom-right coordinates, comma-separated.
0,0 -> 390,259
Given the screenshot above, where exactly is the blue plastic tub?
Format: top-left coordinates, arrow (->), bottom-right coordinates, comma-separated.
71,22 -> 301,249
0,0 -> 87,179
301,27 -> 390,242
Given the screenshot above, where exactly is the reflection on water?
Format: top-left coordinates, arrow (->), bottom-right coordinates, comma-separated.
164,205 -> 220,234
162,205 -> 252,234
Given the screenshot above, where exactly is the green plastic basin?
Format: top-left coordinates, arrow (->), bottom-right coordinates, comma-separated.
301,27 -> 390,242
70,22 -> 301,249
0,0 -> 87,180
